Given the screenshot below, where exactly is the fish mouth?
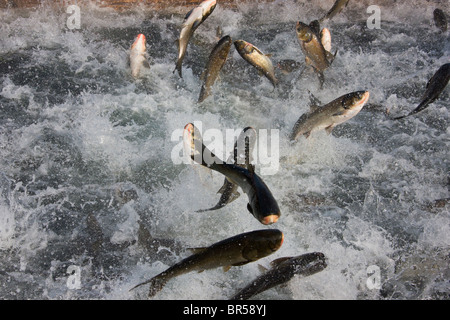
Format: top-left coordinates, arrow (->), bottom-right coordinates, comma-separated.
347,91 -> 370,110
261,214 -> 279,225
131,34 -> 146,50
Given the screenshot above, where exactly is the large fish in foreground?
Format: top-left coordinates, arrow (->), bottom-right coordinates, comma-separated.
130,229 -> 284,297
175,0 -> 217,78
230,252 -> 327,300
296,21 -> 336,88
290,91 -> 370,141
319,0 -> 350,23
129,34 -> 149,78
198,35 -> 232,103
234,40 -> 278,87
393,63 -> 450,120
196,126 -> 257,212
184,123 -> 281,225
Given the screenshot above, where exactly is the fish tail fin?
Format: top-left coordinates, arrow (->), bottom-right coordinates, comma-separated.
130,274 -> 168,298
198,85 -> 210,103
174,59 -> 183,78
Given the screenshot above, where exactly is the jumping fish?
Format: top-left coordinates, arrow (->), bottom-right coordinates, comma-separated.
174,0 -> 217,78
290,91 -> 370,141
198,35 -> 232,103
196,126 -> 256,212
234,40 -> 278,87
130,229 -> 284,297
319,0 -> 350,23
433,8 -> 448,33
230,252 -> 327,300
184,123 -> 281,225
296,21 -> 336,88
129,34 -> 149,78
393,63 -> 450,120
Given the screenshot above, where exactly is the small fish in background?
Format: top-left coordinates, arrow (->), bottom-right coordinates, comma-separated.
174,0 -> 217,78
129,34 -> 150,78
433,8 -> 448,33
234,39 -> 278,87
393,63 -> 450,120
230,252 -> 327,300
296,20 -> 337,88
130,229 -> 284,298
184,123 -> 281,225
277,59 -> 303,74
198,35 -> 232,103
196,126 -> 256,212
290,91 -> 370,141
319,0 -> 350,23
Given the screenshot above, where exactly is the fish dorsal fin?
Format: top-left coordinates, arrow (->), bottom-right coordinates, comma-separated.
252,45 -> 265,56
308,91 -> 322,113
184,8 -> 194,21
187,247 -> 208,254
270,256 -> 293,267
258,264 -> 269,273
223,266 -> 232,272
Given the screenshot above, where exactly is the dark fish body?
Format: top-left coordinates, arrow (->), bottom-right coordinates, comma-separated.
290,91 -> 370,140
198,35 -> 232,103
196,127 -> 256,212
234,40 -> 278,87
434,8 -> 448,32
175,0 -> 217,78
131,229 -> 284,297
320,0 -> 350,22
231,252 -> 327,300
184,123 -> 280,225
394,63 -> 450,120
296,21 -> 335,88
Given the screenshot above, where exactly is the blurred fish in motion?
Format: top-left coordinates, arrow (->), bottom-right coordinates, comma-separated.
319,0 -> 350,23
290,91 -> 370,141
231,252 -> 327,300
198,35 -> 232,103
433,8 -> 447,33
277,59 -> 303,74
174,0 -> 217,78
296,21 -> 336,88
393,63 -> 450,120
184,123 -> 281,225
234,40 -> 278,87
129,34 -> 149,78
130,229 -> 284,297
196,126 -> 256,212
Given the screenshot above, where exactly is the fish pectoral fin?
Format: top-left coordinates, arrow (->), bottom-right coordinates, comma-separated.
228,190 -> 241,203
325,125 -> 335,135
327,49 -> 338,64
143,59 -> 151,69
265,53 -> 273,58
247,203 -> 253,214
303,131 -> 312,139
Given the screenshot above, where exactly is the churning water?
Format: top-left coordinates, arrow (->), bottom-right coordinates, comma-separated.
0,0 -> 449,299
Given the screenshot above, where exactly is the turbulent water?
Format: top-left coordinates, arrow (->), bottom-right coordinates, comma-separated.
0,0 -> 449,299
